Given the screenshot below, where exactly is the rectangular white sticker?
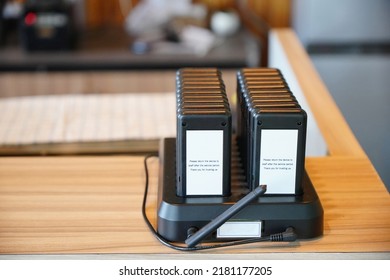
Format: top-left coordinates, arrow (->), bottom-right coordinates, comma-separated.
259,129 -> 298,194
186,130 -> 223,195
217,221 -> 262,238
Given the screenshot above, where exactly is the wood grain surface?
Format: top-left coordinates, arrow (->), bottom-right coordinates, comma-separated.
0,155 -> 389,255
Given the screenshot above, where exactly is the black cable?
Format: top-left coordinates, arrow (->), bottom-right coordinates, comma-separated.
141,154 -> 200,251
142,154 -> 297,251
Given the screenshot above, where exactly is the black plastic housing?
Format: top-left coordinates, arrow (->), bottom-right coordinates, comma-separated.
176,68 -> 232,197
157,138 -> 324,242
237,68 -> 307,194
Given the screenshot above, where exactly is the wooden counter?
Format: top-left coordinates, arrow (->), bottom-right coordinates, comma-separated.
0,155 -> 389,257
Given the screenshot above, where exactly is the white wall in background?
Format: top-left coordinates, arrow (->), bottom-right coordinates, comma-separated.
268,31 -> 328,157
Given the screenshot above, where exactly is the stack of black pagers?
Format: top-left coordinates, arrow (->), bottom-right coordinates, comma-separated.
237,68 -> 307,195
176,68 -> 232,197
175,68 -> 307,198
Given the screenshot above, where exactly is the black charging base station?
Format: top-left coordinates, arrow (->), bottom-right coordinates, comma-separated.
157,138 -> 323,242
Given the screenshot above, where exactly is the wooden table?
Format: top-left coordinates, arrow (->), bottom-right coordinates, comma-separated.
0,29 -> 389,259
0,155 -> 389,258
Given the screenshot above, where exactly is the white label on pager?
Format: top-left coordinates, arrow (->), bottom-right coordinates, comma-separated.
217,221 -> 262,238
259,129 -> 298,194
186,130 -> 223,195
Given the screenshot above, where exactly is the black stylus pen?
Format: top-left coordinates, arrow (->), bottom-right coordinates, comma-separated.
185,185 -> 267,248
